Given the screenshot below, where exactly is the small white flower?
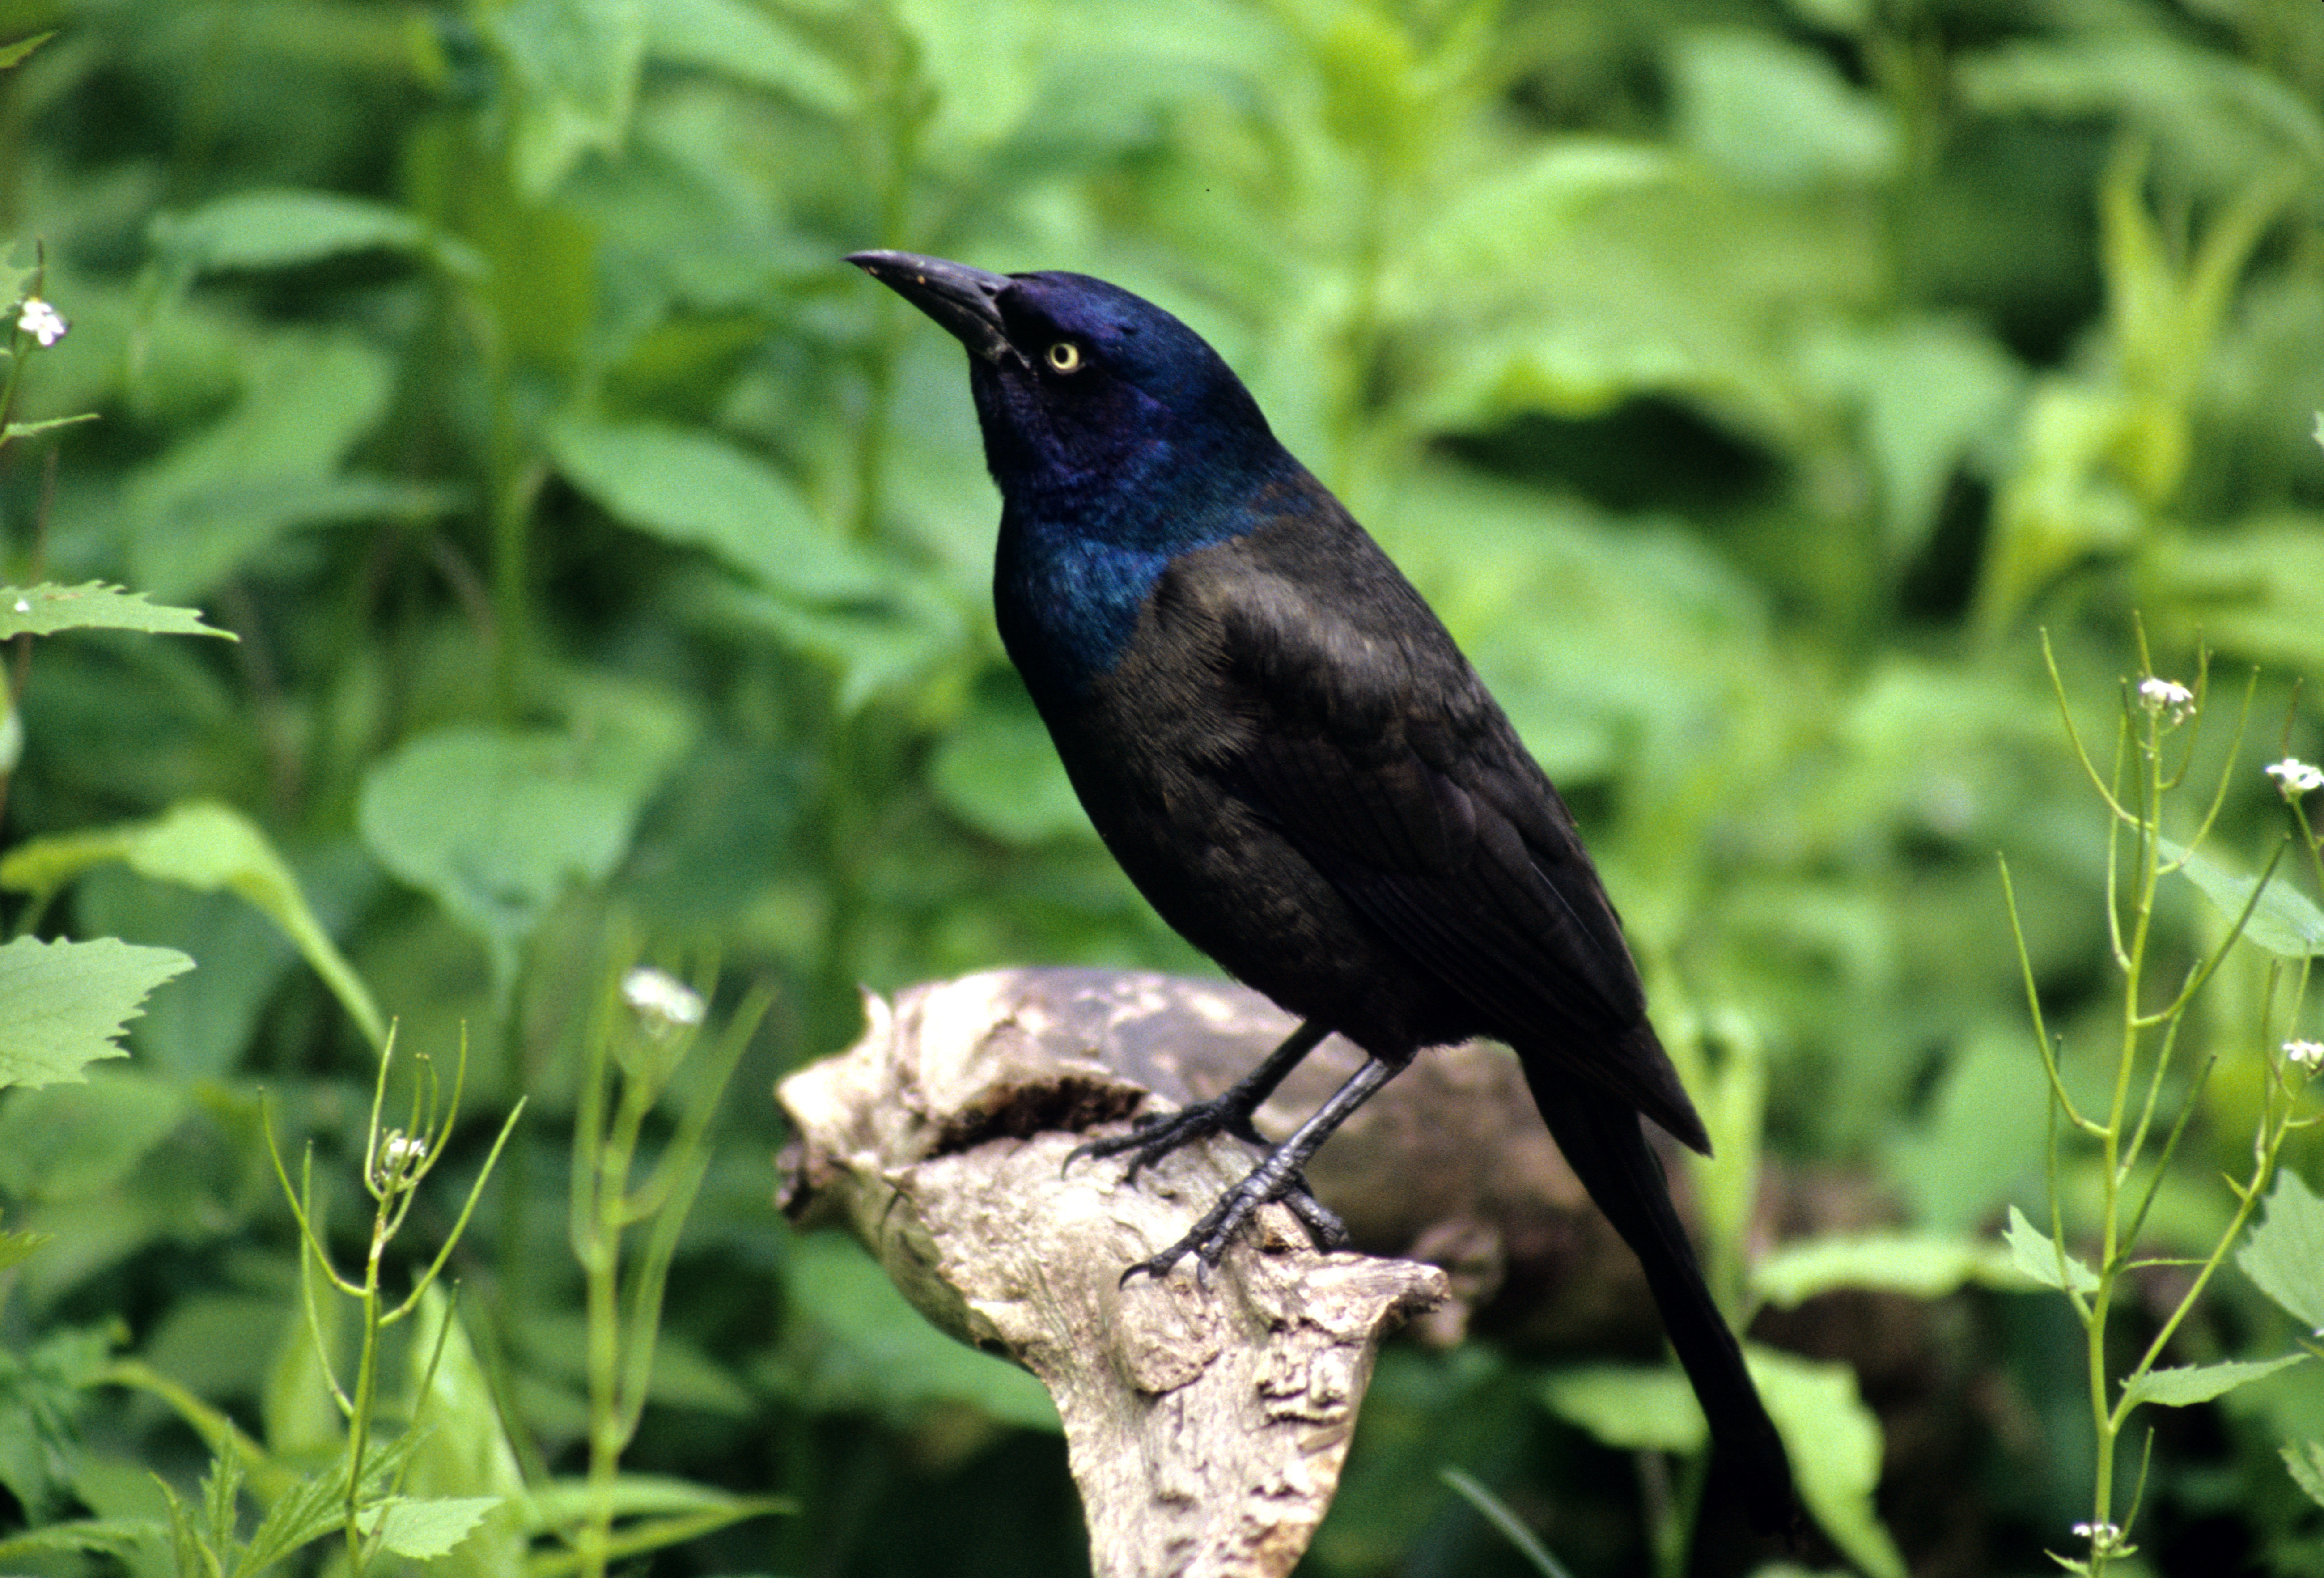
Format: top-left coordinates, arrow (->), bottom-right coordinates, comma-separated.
15,297 -> 66,348
373,1128 -> 428,1188
2286,1039 -> 2324,1075
2071,1521 -> 2123,1552
2137,676 -> 2194,724
2265,758 -> 2324,798
12,598 -> 27,614
623,966 -> 705,1035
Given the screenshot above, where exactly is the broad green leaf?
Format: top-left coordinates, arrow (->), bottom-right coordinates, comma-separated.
545,417 -> 876,600
2161,838 -> 2324,958
0,800 -> 384,1048
0,936 -> 192,1090
1752,1346 -> 1906,1578
0,1071 -> 187,1199
1539,1365 -> 1704,1452
363,1496 -> 501,1560
2239,1170 -> 2324,1334
2004,1205 -> 2099,1295
645,0 -> 855,115
1671,28 -> 1900,191
123,331 -> 400,599
488,0 -> 648,198
149,189 -> 477,277
358,723 -> 685,988
1753,1230 -> 2026,1308
0,583 -> 229,641
2123,1354 -> 2307,1408
2286,1440 -> 2324,1509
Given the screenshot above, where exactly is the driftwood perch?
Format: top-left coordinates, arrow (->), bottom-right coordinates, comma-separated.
776,968 -> 1450,1578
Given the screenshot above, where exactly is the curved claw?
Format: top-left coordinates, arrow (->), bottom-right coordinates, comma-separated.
1063,1091 -> 1267,1183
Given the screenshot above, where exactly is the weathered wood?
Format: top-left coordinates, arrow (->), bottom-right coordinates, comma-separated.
777,968 -> 1449,1578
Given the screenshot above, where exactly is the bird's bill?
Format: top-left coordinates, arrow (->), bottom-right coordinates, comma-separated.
847,250 -> 1017,365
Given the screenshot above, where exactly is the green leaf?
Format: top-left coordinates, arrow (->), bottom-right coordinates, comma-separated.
545,417 -> 875,600
645,0 -> 855,115
1752,1347 -> 1906,1578
0,1518 -> 158,1566
1753,1230 -> 2025,1308
150,189 -> 476,277
1671,28 -> 1900,191
2121,1354 -> 2307,1408
0,1070 -> 188,1199
488,0 -> 649,198
2,411 -> 100,443
2004,1205 -> 2099,1294
403,1286 -> 529,1578
0,1205 -> 51,1269
0,800 -> 385,1048
1539,1364 -> 1705,1452
2162,838 -> 2324,958
0,583 -> 230,641
0,936 -> 193,1090
2285,1440 -> 2324,1509
2239,1170 -> 2324,1333
772,1232 -> 1058,1432
123,331 -> 400,599
362,1496 -> 501,1560
0,32 -> 55,72
358,723 -> 685,988
929,674 -> 1092,844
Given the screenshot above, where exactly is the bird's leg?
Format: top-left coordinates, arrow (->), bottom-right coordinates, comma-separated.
1120,1054 -> 1400,1283
1067,1016 -> 1332,1178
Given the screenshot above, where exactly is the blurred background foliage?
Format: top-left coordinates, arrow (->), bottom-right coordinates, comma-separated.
0,0 -> 2320,1573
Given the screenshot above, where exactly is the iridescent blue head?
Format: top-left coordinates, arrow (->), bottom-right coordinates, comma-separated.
848,251 -> 1292,539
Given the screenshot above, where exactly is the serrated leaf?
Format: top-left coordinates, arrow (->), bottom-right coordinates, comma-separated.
1752,1347 -> 1907,1578
0,583 -> 230,641
2005,1205 -> 2100,1294
0,1517 -> 157,1565
0,800 -> 384,1048
0,936 -> 193,1090
1753,1230 -> 2025,1307
1539,1364 -> 1705,1452
2285,1440 -> 2324,1508
361,1496 -> 501,1559
2121,1353 -> 2306,1408
2161,839 -> 2324,958
2239,1170 -> 2324,1334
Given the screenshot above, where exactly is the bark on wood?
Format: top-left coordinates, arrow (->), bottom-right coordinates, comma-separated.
776,967 -> 1449,1578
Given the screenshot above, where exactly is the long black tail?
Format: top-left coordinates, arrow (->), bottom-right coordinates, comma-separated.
1525,1063 -> 1797,1534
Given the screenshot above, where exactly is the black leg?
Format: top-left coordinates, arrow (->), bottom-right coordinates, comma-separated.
1067,1016 -> 1332,1179
1120,1055 -> 1399,1283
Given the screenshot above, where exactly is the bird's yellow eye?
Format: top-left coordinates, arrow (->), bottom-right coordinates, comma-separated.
1045,340 -> 1082,373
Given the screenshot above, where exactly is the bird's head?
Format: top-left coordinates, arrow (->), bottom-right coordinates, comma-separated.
849,251 -> 1287,528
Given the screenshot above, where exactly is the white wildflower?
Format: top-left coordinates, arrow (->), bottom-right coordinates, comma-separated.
2264,758 -> 2324,798
2285,1039 -> 2324,1075
2136,676 -> 2194,725
15,297 -> 66,348
2071,1521 -> 2123,1553
623,966 -> 706,1035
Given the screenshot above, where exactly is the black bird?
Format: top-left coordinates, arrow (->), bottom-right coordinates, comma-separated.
851,250 -> 1795,1529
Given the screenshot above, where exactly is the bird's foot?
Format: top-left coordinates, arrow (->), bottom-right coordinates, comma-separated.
1115,1155 -> 1349,1285
1064,1091 -> 1266,1184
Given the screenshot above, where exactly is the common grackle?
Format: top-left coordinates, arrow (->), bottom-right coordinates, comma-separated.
850,250 -> 1796,1531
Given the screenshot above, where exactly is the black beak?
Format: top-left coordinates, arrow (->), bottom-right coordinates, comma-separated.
847,250 -> 1018,365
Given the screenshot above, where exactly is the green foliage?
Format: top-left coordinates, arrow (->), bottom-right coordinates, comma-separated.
0,0 -> 2317,1573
